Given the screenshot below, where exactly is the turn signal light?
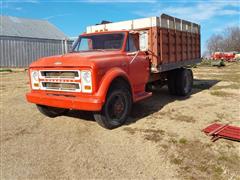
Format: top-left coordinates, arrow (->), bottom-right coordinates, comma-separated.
84,85 -> 91,90
33,83 -> 39,87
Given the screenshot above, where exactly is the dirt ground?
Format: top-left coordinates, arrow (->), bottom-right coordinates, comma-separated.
1,63 -> 240,180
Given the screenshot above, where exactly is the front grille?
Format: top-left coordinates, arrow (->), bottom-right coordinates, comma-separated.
40,70 -> 80,79
41,82 -> 81,92
39,70 -> 81,92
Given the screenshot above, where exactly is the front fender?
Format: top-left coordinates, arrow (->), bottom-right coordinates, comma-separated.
96,67 -> 132,103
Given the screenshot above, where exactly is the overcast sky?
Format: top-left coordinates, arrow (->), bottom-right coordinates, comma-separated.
1,0 -> 240,53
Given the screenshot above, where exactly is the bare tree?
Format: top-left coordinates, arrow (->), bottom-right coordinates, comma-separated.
207,34 -> 224,54
224,27 -> 240,52
207,26 -> 240,54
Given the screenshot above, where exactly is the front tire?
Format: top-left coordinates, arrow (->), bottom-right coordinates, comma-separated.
94,87 -> 132,129
37,105 -> 69,118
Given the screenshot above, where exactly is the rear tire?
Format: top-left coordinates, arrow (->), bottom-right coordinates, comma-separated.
176,69 -> 193,96
37,105 -> 69,118
167,70 -> 177,95
93,86 -> 132,129
167,68 -> 193,96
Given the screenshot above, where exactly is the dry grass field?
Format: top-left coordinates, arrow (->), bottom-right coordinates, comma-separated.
1,63 -> 240,179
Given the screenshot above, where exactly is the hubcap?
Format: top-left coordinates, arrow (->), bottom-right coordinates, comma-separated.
109,94 -> 126,121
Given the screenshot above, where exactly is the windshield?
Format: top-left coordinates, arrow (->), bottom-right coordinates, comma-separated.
72,33 -> 125,52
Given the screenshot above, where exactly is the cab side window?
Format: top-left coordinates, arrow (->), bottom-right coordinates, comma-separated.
126,34 -> 137,52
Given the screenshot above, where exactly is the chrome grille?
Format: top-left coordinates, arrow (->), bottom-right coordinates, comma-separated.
41,82 -> 81,92
39,70 -> 81,92
40,70 -> 80,79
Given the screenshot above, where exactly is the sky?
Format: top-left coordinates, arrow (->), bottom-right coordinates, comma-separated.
1,0 -> 240,53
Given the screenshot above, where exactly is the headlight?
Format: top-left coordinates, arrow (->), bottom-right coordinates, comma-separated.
82,71 -> 91,83
81,70 -> 92,93
32,71 -> 39,81
31,70 -> 40,90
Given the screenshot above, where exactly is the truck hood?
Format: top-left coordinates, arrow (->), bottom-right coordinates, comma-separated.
29,51 -> 124,68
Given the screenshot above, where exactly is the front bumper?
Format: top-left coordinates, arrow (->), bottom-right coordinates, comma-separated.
26,92 -> 103,111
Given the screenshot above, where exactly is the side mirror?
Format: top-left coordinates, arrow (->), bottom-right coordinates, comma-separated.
139,31 -> 149,51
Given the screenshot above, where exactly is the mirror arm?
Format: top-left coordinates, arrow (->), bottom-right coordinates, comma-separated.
129,51 -> 140,64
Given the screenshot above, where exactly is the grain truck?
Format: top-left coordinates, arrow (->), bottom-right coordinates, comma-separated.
26,14 -> 201,129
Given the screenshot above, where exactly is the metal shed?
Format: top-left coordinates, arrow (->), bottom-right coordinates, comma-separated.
0,16 -> 73,67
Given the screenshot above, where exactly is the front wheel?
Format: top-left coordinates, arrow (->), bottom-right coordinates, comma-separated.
37,105 -> 69,118
93,87 -> 132,129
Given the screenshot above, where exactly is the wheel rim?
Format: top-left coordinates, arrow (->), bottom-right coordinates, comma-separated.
108,93 -> 127,123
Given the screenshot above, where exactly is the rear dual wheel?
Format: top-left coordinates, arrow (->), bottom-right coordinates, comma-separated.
167,68 -> 193,96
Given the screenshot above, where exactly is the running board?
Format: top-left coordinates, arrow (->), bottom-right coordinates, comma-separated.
203,123 -> 240,142
134,92 -> 152,102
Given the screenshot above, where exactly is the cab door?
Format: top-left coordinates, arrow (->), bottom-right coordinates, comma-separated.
126,33 -> 149,93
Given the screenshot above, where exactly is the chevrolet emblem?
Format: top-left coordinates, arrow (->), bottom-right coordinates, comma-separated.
54,61 -> 62,65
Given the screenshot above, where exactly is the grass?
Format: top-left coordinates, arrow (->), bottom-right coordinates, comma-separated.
169,138 -> 178,144
199,59 -> 212,66
170,157 -> 183,165
196,62 -> 240,84
214,74 -> 240,83
198,164 -> 208,172
124,127 -> 165,143
212,83 -> 240,90
179,138 -> 187,144
144,133 -> 162,143
217,153 -> 240,165
218,155 -> 230,162
216,113 -> 226,120
212,166 -> 224,175
0,68 -> 12,72
166,140 -> 240,179
160,144 -> 169,150
173,114 -> 196,123
210,90 -> 235,97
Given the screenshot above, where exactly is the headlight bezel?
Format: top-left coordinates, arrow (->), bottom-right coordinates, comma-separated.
81,70 -> 92,93
30,70 -> 40,90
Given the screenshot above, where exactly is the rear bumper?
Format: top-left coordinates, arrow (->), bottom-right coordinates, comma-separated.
26,92 -> 103,111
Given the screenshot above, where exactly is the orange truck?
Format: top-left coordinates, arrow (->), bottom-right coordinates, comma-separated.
26,14 -> 201,129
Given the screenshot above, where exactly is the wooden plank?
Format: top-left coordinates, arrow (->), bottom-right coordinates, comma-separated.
168,29 -> 171,63
160,29 -> 163,62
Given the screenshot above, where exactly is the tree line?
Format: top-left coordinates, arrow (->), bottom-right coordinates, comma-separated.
207,26 -> 240,55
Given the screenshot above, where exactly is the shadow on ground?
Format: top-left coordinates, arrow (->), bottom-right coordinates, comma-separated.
64,79 -> 220,125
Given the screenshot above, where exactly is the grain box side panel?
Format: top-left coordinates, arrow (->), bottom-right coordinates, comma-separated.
169,29 -> 176,63
176,31 -> 182,61
147,27 -> 160,70
161,28 -> 169,64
